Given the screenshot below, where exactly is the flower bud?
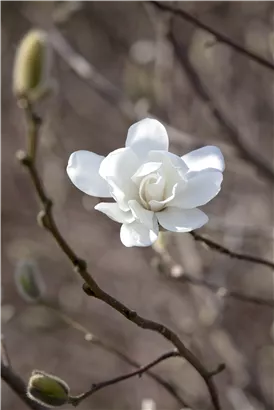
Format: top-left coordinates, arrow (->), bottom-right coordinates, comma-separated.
27,370 -> 70,407
13,29 -> 51,101
14,259 -> 45,303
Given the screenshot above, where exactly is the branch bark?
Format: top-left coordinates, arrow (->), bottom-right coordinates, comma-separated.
167,28 -> 274,184
190,232 -> 274,271
44,302 -> 190,408
69,351 -> 182,406
151,1 -> 274,71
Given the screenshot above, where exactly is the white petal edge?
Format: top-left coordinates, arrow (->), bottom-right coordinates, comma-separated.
182,146 -> 225,173
95,202 -> 134,224
126,118 -> 169,156
156,207 -> 209,232
99,147 -> 140,210
170,170 -> 223,209
120,221 -> 159,247
67,150 -> 111,198
99,147 -> 140,181
131,162 -> 162,184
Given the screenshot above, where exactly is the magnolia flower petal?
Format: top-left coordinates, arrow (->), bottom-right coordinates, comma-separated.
67,150 -> 111,197
145,174 -> 165,203
156,207 -> 208,232
99,147 -> 140,181
120,221 -> 159,247
182,146 -> 225,172
131,162 -> 162,184
99,147 -> 140,208
128,200 -> 155,229
170,170 -> 223,209
126,118 -> 169,156
95,202 -> 134,224
149,150 -> 188,196
149,182 -> 178,212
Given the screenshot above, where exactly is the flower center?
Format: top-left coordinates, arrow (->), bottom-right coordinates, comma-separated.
138,172 -> 166,211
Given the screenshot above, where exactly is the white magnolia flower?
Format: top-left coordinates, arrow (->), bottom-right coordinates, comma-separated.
67,119 -> 224,247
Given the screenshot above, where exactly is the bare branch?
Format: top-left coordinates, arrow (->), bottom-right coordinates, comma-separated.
69,351 -> 181,406
44,302 -> 190,408
1,361 -> 47,410
151,1 -> 274,71
153,245 -> 274,308
70,350 -> 224,406
190,231 -> 274,271
167,28 -> 274,184
1,335 -> 12,368
16,100 -> 223,410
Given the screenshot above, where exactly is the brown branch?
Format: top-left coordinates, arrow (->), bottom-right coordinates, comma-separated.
153,245 -> 274,308
70,351 -> 224,406
151,1 -> 274,71
1,362 -> 47,410
1,335 -> 12,368
167,28 -> 274,184
190,231 -> 274,271
16,100 -> 223,410
43,302 -> 190,408
69,351 -> 181,406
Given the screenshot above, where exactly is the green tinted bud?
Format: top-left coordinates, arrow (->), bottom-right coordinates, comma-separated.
13,30 -> 51,101
27,370 -> 70,407
14,259 -> 45,303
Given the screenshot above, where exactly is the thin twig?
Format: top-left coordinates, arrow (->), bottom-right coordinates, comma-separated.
167,28 -> 274,184
151,1 -> 274,71
43,302 -> 190,408
1,361 -> 47,410
153,246 -> 274,308
1,335 -> 12,368
190,231 -> 274,271
69,351 -> 181,405
70,350 -> 224,406
17,101 -> 223,410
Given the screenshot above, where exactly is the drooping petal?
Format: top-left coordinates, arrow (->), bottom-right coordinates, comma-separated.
120,220 -> 159,247
182,146 -> 225,172
170,170 -> 223,209
156,207 -> 208,232
94,202 -> 134,224
99,147 -> 140,209
67,150 -> 111,197
126,118 -> 169,156
128,200 -> 155,229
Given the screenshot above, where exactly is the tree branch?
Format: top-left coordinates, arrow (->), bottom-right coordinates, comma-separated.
16,100 -> 223,410
70,350 -> 224,406
1,362 -> 47,410
190,231 -> 274,271
153,249 -> 274,309
151,1 -> 274,71
69,351 -> 181,406
43,302 -> 190,408
167,28 -> 274,184
1,335 -> 12,368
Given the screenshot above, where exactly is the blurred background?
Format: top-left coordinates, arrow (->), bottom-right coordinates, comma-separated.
1,2 -> 274,410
